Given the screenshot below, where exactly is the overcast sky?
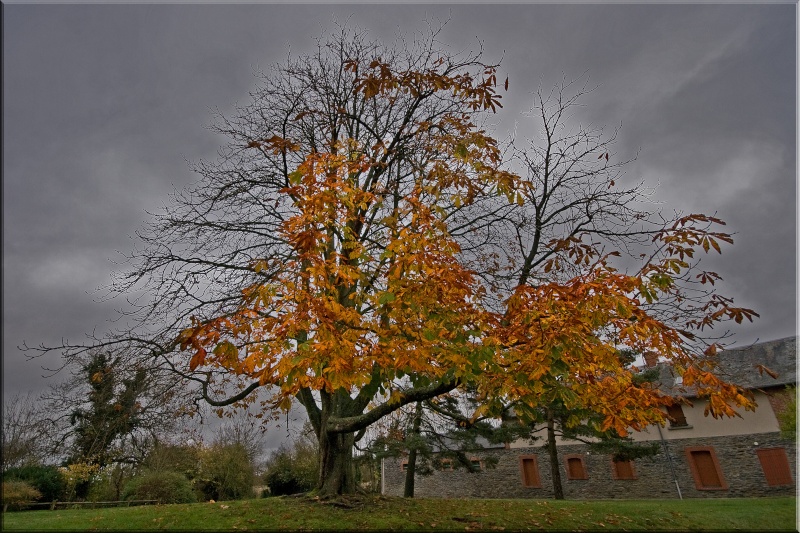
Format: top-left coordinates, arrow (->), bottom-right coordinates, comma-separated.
3,3 -> 797,448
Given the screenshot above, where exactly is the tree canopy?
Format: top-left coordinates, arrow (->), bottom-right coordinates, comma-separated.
35,24 -> 758,496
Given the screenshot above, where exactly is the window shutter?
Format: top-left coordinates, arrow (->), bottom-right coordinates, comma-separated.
666,404 -> 688,427
520,456 -> 541,488
565,455 -> 588,480
757,448 -> 793,486
612,459 -> 636,480
685,447 -> 727,490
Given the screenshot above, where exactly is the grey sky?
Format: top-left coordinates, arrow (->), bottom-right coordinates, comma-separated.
3,4 -> 796,447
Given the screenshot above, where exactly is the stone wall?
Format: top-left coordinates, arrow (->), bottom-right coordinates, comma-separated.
382,432 -> 796,499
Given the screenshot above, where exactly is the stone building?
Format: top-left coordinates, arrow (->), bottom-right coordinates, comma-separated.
382,336 -> 796,499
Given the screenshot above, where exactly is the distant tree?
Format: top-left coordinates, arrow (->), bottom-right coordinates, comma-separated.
211,413 -> 268,472
370,390 -> 536,498
507,349 -> 660,500
777,386 -> 796,442
41,346 -> 191,472
2,393 -> 55,471
68,352 -> 146,468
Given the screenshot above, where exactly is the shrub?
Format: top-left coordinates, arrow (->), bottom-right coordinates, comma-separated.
2,464 -> 66,502
121,470 -> 197,504
59,462 -> 100,501
197,442 -> 255,501
2,481 -> 42,509
263,444 -> 317,496
86,464 -> 134,502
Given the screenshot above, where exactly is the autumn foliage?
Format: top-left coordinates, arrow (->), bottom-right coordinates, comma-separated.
169,30 -> 758,495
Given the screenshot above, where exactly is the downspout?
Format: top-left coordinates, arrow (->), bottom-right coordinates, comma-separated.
656,424 -> 682,500
381,457 -> 385,495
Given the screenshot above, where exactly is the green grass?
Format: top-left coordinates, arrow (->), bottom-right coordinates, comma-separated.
1,495 -> 796,531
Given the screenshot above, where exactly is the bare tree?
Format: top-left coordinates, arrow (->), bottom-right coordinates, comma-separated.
2,393 -> 57,470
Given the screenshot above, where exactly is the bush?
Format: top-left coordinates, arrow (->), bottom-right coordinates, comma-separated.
2,464 -> 66,502
121,470 -> 197,504
263,444 -> 317,496
86,464 -> 134,502
197,442 -> 255,501
2,481 -> 42,509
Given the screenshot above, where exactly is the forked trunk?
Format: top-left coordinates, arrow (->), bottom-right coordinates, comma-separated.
318,429 -> 356,496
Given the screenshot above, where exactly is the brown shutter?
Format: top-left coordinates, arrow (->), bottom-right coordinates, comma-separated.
757,448 -> 793,486
666,404 -> 688,427
613,460 -> 635,480
520,456 -> 541,487
693,450 -> 722,487
567,457 -> 587,479
685,447 -> 728,490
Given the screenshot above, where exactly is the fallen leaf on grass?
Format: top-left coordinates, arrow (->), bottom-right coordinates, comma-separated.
220,504 -> 230,509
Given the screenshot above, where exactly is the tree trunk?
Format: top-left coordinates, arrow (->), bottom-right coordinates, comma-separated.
546,408 -> 564,500
318,429 -> 356,497
403,401 -> 424,498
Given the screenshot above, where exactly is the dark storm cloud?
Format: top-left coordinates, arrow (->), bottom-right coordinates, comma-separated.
4,5 -> 795,447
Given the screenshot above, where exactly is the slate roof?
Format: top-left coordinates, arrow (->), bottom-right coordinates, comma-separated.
656,336 -> 797,395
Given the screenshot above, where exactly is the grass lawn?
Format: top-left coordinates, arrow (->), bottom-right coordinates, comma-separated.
1,495 -> 796,531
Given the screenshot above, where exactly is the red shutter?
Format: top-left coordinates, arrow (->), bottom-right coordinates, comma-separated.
757,448 -> 793,486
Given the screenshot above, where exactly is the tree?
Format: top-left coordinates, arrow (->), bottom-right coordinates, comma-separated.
777,386 -> 796,442
371,391 -> 535,497
2,393 -> 55,471
33,24 -> 758,497
41,345 -> 194,470
68,351 -> 147,468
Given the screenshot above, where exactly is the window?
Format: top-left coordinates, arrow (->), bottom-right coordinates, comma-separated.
757,448 -> 794,486
611,459 -> 636,480
666,404 -> 689,428
438,459 -> 454,471
400,460 -> 408,471
686,447 -> 727,490
520,456 -> 541,488
469,458 -> 483,471
564,454 -> 588,480
642,351 -> 659,367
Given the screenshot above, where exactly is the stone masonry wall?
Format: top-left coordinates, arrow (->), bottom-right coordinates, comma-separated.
382,432 -> 796,499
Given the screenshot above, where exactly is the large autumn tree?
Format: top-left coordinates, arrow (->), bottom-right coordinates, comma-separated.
35,25 -> 758,497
